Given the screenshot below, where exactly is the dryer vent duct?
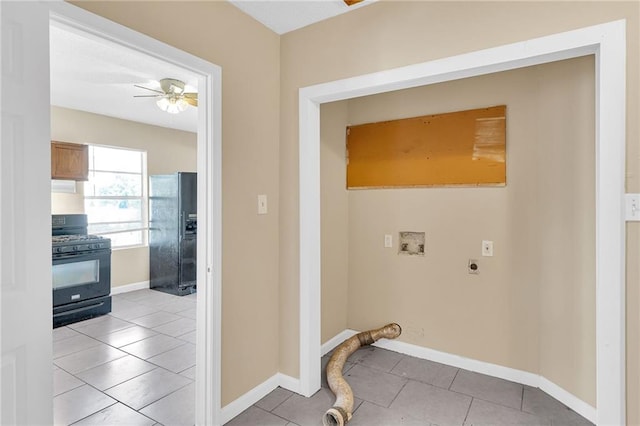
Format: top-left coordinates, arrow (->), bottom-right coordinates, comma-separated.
323,323 -> 402,426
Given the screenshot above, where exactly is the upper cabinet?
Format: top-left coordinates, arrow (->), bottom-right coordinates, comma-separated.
51,141 -> 89,181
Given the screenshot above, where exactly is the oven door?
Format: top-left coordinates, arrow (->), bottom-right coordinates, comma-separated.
52,249 -> 111,307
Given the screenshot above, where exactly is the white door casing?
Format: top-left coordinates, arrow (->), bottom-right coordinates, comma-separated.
299,20 -> 626,425
1,1 -> 53,424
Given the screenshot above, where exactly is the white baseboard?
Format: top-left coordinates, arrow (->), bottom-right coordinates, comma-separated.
321,329 -> 357,356
220,373 -> 301,424
110,280 -> 149,295
277,373 -> 301,394
538,376 -> 596,423
373,337 -> 540,387
322,329 -> 596,424
221,374 -> 281,424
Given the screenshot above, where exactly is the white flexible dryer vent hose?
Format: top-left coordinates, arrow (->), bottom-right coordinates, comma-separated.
323,323 -> 402,426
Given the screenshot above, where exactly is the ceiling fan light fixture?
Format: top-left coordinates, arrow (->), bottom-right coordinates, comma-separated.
135,78 -> 197,114
156,96 -> 188,114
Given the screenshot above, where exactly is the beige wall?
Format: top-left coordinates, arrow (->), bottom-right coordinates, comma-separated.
70,1 -> 281,406
320,56 -> 595,404
51,106 -> 197,288
320,101 -> 350,343
282,1 -> 639,423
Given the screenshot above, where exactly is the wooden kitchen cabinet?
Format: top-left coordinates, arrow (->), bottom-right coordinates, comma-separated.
51,141 -> 89,181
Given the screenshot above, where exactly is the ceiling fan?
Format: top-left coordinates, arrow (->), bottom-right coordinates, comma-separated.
134,78 -> 197,114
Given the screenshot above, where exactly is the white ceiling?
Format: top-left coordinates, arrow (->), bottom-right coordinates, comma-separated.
228,0 -> 376,34
50,24 -> 200,133
50,1 -> 374,132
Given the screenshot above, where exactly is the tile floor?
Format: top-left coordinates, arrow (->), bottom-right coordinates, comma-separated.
53,289 -> 197,426
230,347 -> 594,426
54,289 -> 594,426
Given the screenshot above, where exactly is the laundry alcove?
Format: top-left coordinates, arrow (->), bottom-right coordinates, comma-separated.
319,55 -> 596,411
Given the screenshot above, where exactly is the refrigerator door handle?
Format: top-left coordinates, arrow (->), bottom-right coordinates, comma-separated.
180,211 -> 186,239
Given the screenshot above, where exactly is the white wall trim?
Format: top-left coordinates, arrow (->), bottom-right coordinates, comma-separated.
323,329 -> 596,423
48,2 -> 223,425
299,20 -> 626,425
277,373 -> 302,394
219,373 -> 300,424
110,281 -> 149,295
539,376 -> 597,423
220,374 -> 280,424
321,329 -> 356,356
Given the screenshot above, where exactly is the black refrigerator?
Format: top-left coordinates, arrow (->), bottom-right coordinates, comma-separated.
149,172 -> 197,296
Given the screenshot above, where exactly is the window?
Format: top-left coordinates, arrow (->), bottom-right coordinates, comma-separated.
84,145 -> 147,248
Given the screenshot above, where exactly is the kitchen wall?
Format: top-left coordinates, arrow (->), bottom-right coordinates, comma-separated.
51,106 -> 197,288
320,56 -> 595,404
281,1 -> 638,422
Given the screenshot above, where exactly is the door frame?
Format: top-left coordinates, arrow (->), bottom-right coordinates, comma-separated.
298,20 -> 626,425
49,3 -> 222,424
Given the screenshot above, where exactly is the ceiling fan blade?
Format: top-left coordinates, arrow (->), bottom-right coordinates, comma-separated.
344,0 -> 364,5
183,92 -> 198,107
133,84 -> 165,94
133,94 -> 162,98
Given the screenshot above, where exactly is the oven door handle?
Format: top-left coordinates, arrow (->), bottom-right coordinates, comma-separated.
53,301 -> 106,317
52,250 -> 108,261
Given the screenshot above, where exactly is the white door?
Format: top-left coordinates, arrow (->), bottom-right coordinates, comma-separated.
1,1 -> 53,424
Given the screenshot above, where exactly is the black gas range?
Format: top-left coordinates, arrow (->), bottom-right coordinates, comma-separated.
52,214 -> 112,328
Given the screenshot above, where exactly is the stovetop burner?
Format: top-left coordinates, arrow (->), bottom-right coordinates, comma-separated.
52,234 -> 105,244
52,234 -> 111,255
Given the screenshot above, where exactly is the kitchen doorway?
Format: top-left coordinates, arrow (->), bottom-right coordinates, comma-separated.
49,3 -> 222,424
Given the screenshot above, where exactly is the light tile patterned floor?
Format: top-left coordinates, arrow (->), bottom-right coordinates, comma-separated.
53,289 -> 197,426
54,289 -> 594,426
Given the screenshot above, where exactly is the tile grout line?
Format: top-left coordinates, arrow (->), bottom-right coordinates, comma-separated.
255,405 -> 292,425
264,390 -> 295,413
66,400 -> 120,426
448,367 -> 460,390
462,396 -> 474,425
385,379 -> 410,409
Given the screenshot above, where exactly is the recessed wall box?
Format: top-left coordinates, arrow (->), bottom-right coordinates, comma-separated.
398,232 -> 425,256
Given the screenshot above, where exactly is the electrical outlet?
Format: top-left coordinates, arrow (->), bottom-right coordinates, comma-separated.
482,240 -> 494,257
468,259 -> 479,274
384,234 -> 393,248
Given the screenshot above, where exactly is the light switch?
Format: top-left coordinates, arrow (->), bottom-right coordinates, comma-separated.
258,194 -> 268,215
384,234 -> 393,248
626,194 -> 640,221
482,240 -> 494,257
